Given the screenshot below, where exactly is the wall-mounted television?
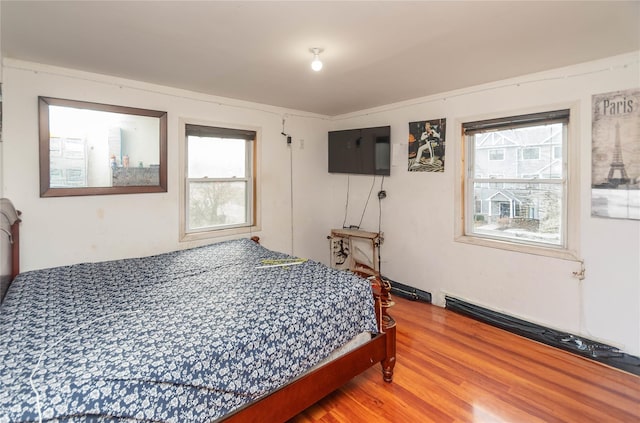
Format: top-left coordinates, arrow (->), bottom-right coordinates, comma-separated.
328,125 -> 391,176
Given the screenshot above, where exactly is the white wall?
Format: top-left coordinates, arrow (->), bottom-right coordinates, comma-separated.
2,52 -> 639,357
1,59 -> 332,271
326,52 -> 640,356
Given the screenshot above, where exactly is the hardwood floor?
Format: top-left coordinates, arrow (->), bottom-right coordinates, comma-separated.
290,297 -> 640,423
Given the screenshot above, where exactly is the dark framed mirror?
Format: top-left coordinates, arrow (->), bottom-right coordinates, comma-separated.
39,97 -> 167,197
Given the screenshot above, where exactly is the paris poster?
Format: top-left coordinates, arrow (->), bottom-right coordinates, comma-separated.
591,88 -> 640,220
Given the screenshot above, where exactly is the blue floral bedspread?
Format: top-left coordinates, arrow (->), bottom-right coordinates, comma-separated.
0,238 -> 378,422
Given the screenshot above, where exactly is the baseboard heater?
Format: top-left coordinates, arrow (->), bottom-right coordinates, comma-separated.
384,279 -> 431,303
445,296 -> 640,376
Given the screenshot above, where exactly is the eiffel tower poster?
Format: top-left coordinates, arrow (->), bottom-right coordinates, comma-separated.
591,88 -> 640,220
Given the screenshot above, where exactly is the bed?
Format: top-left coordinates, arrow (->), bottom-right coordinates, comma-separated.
0,199 -> 396,422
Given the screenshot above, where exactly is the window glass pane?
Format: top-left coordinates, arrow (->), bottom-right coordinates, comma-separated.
474,123 -> 563,179
188,181 -> 247,229
489,149 -> 504,161
471,182 -> 562,246
522,147 -> 540,160
188,136 -> 246,178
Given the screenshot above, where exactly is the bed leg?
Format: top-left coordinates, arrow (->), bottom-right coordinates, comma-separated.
381,315 -> 396,382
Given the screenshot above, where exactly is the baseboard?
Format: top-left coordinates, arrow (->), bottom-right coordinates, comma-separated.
384,279 -> 431,303
445,296 -> 640,376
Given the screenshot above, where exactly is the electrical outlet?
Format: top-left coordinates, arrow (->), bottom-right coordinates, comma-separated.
299,139 -> 304,149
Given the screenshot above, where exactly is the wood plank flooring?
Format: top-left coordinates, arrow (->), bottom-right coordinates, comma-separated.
290,297 -> 640,422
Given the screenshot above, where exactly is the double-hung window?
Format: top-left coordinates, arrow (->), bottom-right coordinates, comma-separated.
461,109 -> 576,256
183,123 -> 256,237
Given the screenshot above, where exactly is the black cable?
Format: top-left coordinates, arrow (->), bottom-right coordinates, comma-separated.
342,175 -> 350,228
289,144 -> 294,255
358,176 -> 376,229
378,175 -> 384,275
378,176 -> 385,234
282,116 -> 294,255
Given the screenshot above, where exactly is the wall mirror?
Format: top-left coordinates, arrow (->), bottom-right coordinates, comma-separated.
39,97 -> 167,197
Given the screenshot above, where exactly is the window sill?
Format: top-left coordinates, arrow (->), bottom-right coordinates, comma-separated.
454,234 -> 580,262
180,224 -> 261,243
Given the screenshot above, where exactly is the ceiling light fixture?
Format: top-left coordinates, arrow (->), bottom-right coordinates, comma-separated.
310,48 -> 324,72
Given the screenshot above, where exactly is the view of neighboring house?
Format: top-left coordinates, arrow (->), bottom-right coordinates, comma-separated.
471,122 -> 564,245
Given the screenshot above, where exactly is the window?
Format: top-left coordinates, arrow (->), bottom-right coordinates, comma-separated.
522,147 -> 540,160
461,109 -> 573,254
474,199 -> 482,214
182,123 -> 257,238
488,149 -> 505,160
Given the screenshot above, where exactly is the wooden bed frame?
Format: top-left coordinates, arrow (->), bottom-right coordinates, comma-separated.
1,200 -> 396,422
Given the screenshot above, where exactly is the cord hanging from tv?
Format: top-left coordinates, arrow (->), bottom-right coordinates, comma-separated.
328,125 -> 391,176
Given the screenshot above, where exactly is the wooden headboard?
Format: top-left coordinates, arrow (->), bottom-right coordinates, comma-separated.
0,199 -> 21,302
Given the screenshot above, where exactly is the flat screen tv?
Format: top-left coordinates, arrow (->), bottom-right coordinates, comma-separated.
328,125 -> 391,176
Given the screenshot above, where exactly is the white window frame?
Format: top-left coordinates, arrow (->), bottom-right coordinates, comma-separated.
454,104 -> 580,260
179,118 -> 261,242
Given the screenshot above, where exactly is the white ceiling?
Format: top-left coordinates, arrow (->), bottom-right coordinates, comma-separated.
2,1 -> 639,116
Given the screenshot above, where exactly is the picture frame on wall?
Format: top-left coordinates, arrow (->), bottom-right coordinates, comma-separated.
591,88 -> 640,220
408,118 -> 446,172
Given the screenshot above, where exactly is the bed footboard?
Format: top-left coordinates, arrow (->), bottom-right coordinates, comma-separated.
370,273 -> 396,382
